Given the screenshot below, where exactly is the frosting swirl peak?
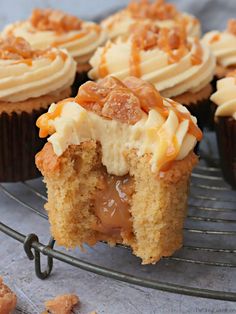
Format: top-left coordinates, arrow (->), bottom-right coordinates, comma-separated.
37,77 -> 202,174
2,9 -> 107,65
0,36 -> 76,102
89,25 -> 215,98
101,0 -> 201,40
202,19 -> 236,69
210,72 -> 236,120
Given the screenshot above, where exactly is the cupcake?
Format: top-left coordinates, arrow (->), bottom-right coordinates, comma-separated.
89,24 -> 216,129
101,0 -> 201,40
0,36 -> 76,182
2,8 -> 107,95
36,76 -> 202,264
210,72 -> 236,189
202,19 -> 236,80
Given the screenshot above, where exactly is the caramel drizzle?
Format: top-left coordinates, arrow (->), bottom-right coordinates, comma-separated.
36,98 -> 74,138
191,38 -> 203,65
51,24 -> 100,47
130,41 -> 141,77
98,42 -> 111,78
12,59 -> 33,66
167,99 -> 202,141
52,32 -> 88,46
209,33 -> 220,44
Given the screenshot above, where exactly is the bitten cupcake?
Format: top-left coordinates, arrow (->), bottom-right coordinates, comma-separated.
89,24 -> 215,129
210,72 -> 236,189
0,36 -> 76,182
101,0 -> 201,40
36,76 -> 202,264
2,8 -> 107,94
202,20 -> 236,79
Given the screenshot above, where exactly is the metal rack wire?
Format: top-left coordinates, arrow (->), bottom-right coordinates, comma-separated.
1,134 -> 236,301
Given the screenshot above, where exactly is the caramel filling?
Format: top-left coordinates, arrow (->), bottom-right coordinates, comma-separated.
92,170 -> 134,236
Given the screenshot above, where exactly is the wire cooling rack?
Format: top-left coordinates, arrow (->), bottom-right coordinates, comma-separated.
0,132 -> 236,302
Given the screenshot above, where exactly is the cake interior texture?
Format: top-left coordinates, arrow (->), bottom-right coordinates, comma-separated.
36,140 -> 197,264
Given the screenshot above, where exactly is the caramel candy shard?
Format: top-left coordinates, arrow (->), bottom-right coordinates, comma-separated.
227,19 -> 236,36
44,294 -> 79,314
30,8 -> 82,33
0,277 -> 17,314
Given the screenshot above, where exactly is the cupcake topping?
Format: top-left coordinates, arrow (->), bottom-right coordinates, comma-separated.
0,35 -> 67,64
128,0 -> 178,20
2,9 -> 107,63
37,77 -> 201,174
30,8 -> 82,33
227,19 -> 236,36
101,0 -> 201,40
202,19 -> 236,69
211,73 -> 236,120
0,36 -> 76,102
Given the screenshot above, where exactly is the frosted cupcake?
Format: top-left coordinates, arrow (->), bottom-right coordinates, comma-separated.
2,8 -> 107,94
0,36 -> 76,182
89,24 -> 215,129
36,76 -> 202,264
202,20 -> 236,79
210,72 -> 236,189
101,0 -> 201,40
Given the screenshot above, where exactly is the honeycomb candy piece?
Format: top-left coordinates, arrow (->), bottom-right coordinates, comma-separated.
30,8 -> 82,33
44,294 -> 79,314
102,89 -> 143,124
123,77 -> 163,113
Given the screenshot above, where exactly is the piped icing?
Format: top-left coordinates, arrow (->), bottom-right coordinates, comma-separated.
210,71 -> 236,120
89,24 -> 215,98
101,0 -> 201,40
2,8 -> 107,64
0,36 -> 76,102
37,77 -> 202,175
202,19 -> 236,68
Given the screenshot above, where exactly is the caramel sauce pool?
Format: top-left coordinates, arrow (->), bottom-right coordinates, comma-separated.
93,171 -> 134,235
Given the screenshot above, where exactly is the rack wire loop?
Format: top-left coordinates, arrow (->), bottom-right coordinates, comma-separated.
23,234 -> 55,279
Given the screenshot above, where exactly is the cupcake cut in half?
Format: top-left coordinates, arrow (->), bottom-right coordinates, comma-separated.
0,36 -> 76,182
2,8 -> 107,94
101,0 -> 201,40
89,24 -> 216,129
36,76 -> 202,264
202,20 -> 236,80
210,71 -> 236,189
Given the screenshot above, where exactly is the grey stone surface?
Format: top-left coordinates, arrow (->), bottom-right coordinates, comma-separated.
0,1 -> 236,314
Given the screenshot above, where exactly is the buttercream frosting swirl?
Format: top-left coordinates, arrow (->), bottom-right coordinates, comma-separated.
0,36 -> 76,102
37,77 -> 202,175
89,25 -> 215,98
2,9 -> 107,65
210,74 -> 236,120
101,0 -> 201,40
202,20 -> 236,68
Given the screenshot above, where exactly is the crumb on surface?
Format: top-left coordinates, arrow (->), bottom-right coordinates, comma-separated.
44,294 -> 79,314
0,277 -> 17,314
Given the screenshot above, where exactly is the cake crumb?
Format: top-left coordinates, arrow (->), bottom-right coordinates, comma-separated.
0,277 -> 17,314
89,311 -> 97,314
44,294 -> 79,314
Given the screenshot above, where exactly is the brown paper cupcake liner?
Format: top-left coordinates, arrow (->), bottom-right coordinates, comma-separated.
215,116 -> 236,189
71,71 -> 89,97
0,108 -> 47,182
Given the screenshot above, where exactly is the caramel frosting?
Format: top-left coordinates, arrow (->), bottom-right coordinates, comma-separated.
2,9 -> 107,65
101,0 -> 201,40
0,36 -> 76,102
202,20 -> 236,68
210,73 -> 236,120
37,77 -> 202,175
89,25 -> 215,98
